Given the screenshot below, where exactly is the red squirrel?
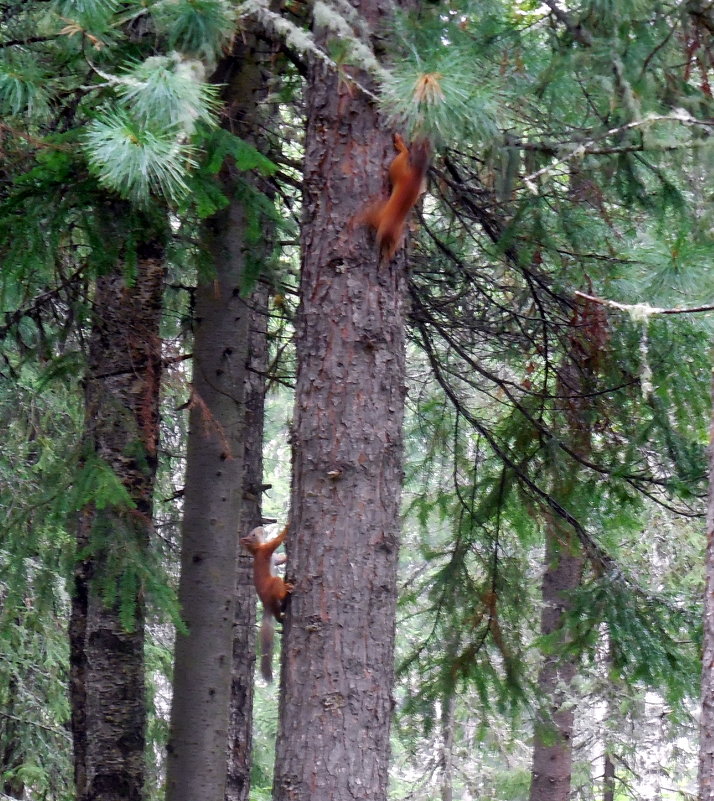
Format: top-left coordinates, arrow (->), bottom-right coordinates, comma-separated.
240,524 -> 293,683
365,133 -> 431,261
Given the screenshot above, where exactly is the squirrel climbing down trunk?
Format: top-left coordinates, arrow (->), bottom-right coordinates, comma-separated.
364,133 -> 431,262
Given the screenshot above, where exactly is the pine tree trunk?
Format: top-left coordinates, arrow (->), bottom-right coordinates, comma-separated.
440,691 -> 456,801
529,298 -> 601,801
69,229 -> 166,801
164,187 -> 252,801
226,280 -> 269,801
273,5 -> 411,800
203,29 -> 278,801
2,681 -> 26,799
602,633 -> 617,801
698,370 -> 714,800
602,754 -> 615,801
528,519 -> 584,801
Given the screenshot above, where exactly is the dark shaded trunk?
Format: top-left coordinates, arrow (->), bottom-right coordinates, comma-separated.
273,5 -> 411,800
2,682 -> 26,799
603,754 -> 615,801
69,228 -> 166,801
698,370 -> 714,800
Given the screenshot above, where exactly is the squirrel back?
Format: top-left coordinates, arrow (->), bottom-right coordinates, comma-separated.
366,134 -> 431,262
240,525 -> 293,682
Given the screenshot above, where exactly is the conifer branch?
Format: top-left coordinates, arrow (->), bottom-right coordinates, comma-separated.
411,305 -> 616,573
523,112 -> 714,192
542,0 -> 593,46
0,35 -> 57,48
236,0 -> 382,101
574,291 -> 714,317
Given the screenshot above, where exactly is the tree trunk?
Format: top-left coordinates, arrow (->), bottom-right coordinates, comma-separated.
164,175 -> 253,801
200,29 -> 278,801
698,368 -> 714,800
69,228 -> 166,801
226,279 -> 269,801
2,681 -> 26,799
529,298 -> 602,801
273,5 -> 410,800
440,690 -> 456,801
528,518 -> 584,801
602,754 -> 615,801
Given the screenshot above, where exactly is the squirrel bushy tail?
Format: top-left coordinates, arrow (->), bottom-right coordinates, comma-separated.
260,607 -> 274,683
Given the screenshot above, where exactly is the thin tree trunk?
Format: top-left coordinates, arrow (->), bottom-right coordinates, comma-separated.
69,228 -> 166,801
529,298 -> 603,801
440,690 -> 456,801
204,28 -> 278,801
2,681 -> 26,799
697,367 -> 714,800
602,632 -> 617,801
164,169 -> 252,801
273,5 -> 411,800
226,280 -> 269,801
528,518 -> 584,801
602,754 -> 615,801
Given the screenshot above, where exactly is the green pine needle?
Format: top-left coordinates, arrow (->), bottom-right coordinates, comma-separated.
52,0 -> 119,27
115,54 -> 219,133
380,58 -> 499,144
0,58 -> 52,118
150,0 -> 236,61
84,109 -> 197,203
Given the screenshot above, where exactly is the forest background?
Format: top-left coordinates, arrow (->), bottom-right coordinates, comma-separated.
1,1 -> 714,801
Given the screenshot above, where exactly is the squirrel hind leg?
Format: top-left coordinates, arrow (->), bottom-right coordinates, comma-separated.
355,200 -> 385,233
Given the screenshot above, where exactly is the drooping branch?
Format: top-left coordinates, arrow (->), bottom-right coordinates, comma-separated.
575,290 -> 714,317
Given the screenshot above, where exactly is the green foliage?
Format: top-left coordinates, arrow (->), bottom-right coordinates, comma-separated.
380,53 -> 499,144
200,127 -> 277,177
150,0 -> 236,61
569,576 -> 701,704
84,109 -> 198,202
114,54 -> 220,132
0,54 -> 52,117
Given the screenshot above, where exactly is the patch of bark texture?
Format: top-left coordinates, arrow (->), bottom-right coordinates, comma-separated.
273,3 -> 413,800
70,234 -> 165,801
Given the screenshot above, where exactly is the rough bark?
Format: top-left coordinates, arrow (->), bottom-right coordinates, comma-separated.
164,169 -> 253,801
273,4 -> 410,800
698,369 -> 714,800
69,229 -> 166,801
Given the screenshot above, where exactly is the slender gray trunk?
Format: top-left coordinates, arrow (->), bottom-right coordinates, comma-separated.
528,519 -> 584,801
165,190 -> 251,801
529,298 -> 603,801
698,367 -> 714,800
440,691 -> 456,801
205,27 -> 279,801
70,228 -> 166,801
227,279 -> 270,801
